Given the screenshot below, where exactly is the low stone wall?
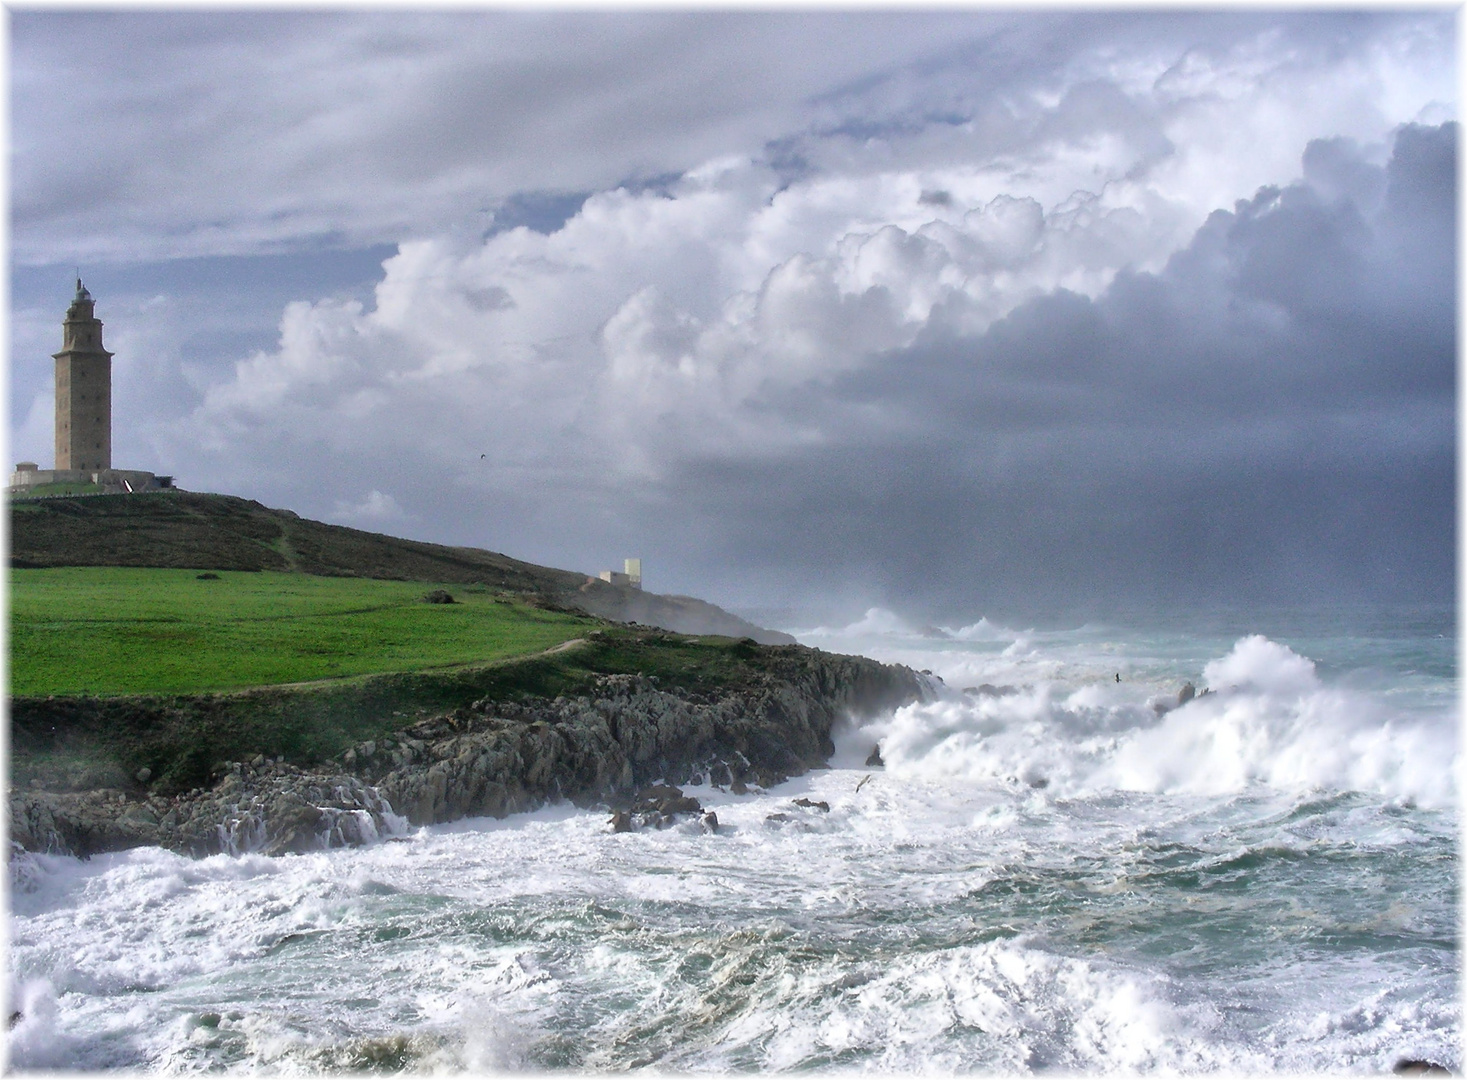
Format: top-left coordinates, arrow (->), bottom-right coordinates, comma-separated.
9,467 -> 170,494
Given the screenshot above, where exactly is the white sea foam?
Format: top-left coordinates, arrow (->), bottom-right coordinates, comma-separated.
944,615 -> 1017,641
574,935 -> 1233,1072
8,611 -> 1457,1073
799,606 -> 918,639
838,634 -> 1455,808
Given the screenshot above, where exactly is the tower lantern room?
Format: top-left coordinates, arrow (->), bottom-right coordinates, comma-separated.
53,277 -> 113,471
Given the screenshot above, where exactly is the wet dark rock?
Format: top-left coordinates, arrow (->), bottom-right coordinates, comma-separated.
1154,681 -> 1202,716
865,745 -> 884,768
609,810 -> 633,833
1393,1061 -> 1451,1075
11,651 -> 922,858
792,798 -> 830,812
700,811 -> 719,833
616,784 -> 706,830
964,683 -> 1018,698
10,767 -> 398,859
754,768 -> 785,789
633,784 -> 685,807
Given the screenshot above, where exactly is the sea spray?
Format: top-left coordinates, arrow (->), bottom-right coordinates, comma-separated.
859,634 -> 1454,808
8,606 -> 1457,1072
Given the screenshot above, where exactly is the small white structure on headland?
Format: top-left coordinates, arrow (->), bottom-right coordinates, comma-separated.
598,558 -> 643,589
9,280 -> 172,494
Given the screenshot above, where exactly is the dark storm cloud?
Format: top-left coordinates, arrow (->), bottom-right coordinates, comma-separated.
9,11 -> 1454,622
659,124 -> 1456,615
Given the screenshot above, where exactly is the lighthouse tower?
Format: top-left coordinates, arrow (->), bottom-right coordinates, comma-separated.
8,280 -> 172,493
53,278 -> 112,471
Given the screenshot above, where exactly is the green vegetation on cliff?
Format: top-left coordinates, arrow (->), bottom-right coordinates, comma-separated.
11,629 -> 837,796
7,491 -> 841,805
11,567 -> 591,696
15,481 -> 103,497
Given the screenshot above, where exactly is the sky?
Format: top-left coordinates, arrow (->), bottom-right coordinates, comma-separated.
8,11 -> 1457,625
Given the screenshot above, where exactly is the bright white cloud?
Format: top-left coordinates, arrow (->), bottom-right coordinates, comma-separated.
331,489 -> 410,528
181,18 -> 1452,479
10,11 -> 1455,611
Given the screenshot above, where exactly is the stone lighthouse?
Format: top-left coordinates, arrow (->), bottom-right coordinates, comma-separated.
8,280 -> 171,493
53,277 -> 112,471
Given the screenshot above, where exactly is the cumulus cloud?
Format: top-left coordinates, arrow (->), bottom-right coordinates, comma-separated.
331,489 -> 410,528
9,12 -> 1454,618
140,119 -> 1454,613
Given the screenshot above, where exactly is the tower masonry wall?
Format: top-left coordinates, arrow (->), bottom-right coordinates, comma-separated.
53,285 -> 113,472
54,355 -> 112,471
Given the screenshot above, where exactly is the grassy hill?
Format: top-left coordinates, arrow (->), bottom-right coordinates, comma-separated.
8,490 -> 813,795
10,626 -> 822,796
10,490 -> 596,584
9,490 -> 793,643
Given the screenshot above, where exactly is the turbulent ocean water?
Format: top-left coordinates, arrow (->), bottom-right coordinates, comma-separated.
9,604 -> 1458,1072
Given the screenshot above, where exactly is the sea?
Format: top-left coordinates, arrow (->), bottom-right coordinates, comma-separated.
8,603 -> 1459,1073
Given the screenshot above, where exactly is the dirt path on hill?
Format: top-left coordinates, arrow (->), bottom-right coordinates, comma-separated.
212,636 -> 593,696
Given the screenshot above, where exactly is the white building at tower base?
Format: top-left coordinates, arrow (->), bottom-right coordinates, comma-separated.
9,464 -> 171,494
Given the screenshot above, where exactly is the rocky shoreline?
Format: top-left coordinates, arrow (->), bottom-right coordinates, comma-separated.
10,652 -> 924,860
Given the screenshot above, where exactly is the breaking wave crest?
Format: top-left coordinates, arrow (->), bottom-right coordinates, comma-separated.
9,610 -> 1456,1073
868,635 -> 1455,807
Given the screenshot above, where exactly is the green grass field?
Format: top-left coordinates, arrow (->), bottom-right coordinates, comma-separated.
16,483 -> 103,497
10,567 -> 593,696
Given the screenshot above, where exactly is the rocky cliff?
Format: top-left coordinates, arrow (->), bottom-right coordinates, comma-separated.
10,649 -> 923,859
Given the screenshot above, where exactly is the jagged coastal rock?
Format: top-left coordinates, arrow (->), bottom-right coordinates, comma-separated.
10,652 -> 922,859
11,767 -> 397,859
